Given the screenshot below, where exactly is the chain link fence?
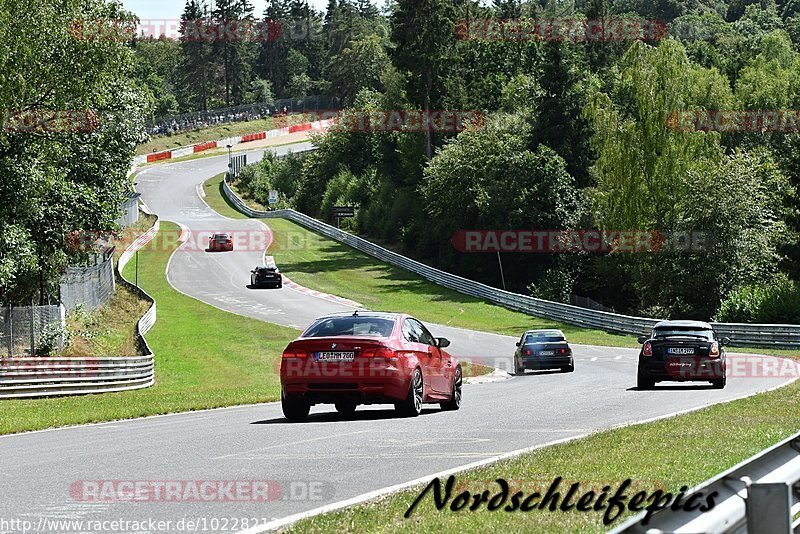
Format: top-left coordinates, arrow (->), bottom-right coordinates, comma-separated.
59,252 -> 115,313
146,95 -> 341,136
0,304 -> 65,357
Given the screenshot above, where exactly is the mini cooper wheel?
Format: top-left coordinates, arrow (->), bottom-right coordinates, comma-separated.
281,392 -> 310,421
440,366 -> 462,411
395,368 -> 423,417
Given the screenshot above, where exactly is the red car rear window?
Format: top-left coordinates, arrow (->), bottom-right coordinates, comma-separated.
302,317 -> 394,338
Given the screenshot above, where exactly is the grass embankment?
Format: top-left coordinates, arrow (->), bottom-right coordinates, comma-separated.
60,213 -> 156,358
136,117 -> 276,155
204,173 -> 800,359
0,222 -> 297,435
60,288 -> 150,358
291,379 -> 800,532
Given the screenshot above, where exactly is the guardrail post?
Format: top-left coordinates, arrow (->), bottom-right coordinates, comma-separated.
746,482 -> 792,534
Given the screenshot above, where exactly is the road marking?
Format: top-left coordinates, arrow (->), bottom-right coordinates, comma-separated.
615,355 -> 622,360
591,357 -> 598,361
212,430 -> 371,460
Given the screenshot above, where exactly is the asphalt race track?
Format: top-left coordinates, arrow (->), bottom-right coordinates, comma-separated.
0,145 -> 794,533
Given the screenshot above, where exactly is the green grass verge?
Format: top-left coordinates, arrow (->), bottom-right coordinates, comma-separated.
0,221 -> 297,435
291,379 -> 800,533
61,284 -> 151,358
136,117 -> 276,155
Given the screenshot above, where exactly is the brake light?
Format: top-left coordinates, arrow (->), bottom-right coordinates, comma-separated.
282,348 -> 307,359
524,348 -> 532,356
559,348 -> 570,355
364,346 -> 398,365
709,342 -> 719,358
362,347 -> 395,357
642,342 -> 652,357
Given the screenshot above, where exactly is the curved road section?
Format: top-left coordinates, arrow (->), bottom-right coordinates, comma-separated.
0,146 -> 793,533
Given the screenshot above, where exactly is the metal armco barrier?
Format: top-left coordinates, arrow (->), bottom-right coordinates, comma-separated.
221,177 -> 800,348
0,217 -> 159,399
611,430 -> 800,533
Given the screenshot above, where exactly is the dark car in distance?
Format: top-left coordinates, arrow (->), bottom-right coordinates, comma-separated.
280,311 -> 462,421
637,320 -> 729,390
208,233 -> 233,252
513,329 -> 574,375
250,265 -> 282,288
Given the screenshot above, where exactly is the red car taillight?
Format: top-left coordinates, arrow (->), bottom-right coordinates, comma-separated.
360,346 -> 393,357
558,348 -> 571,355
282,348 -> 307,359
642,342 -> 652,357
709,342 -> 720,358
523,348 -> 532,356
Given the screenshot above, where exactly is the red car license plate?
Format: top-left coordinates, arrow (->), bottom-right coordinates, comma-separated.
314,351 -> 355,362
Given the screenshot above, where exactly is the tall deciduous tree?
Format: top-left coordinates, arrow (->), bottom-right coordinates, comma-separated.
391,0 -> 460,158
0,0 -> 147,304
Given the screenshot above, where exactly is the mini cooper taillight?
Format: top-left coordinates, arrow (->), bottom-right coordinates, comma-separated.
642,341 -> 652,357
709,342 -> 720,358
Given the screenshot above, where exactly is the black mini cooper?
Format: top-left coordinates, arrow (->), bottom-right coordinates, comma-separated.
637,320 -> 729,390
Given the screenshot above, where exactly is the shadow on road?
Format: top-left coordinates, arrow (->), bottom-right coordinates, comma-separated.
514,369 -> 566,377
251,407 -> 442,425
627,383 -> 717,391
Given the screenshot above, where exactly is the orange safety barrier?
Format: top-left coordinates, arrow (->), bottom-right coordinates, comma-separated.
193,141 -> 217,153
240,131 -> 268,143
288,123 -> 312,134
146,150 -> 172,163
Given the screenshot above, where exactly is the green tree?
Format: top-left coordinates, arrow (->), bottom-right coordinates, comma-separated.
585,39 -> 726,231
325,34 -> 389,105
391,0 -> 459,158
0,0 -> 147,304
421,113 -> 580,288
179,0 -> 214,111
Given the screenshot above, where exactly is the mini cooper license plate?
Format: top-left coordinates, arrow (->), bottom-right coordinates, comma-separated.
315,351 -> 355,362
667,347 -> 695,355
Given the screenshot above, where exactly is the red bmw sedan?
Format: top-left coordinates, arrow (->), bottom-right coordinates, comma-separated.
280,311 -> 462,421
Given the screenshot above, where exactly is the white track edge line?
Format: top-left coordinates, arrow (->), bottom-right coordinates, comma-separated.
238,375 -> 798,533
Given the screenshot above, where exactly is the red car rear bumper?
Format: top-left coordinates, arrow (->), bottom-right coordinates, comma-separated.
281,360 -> 409,404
